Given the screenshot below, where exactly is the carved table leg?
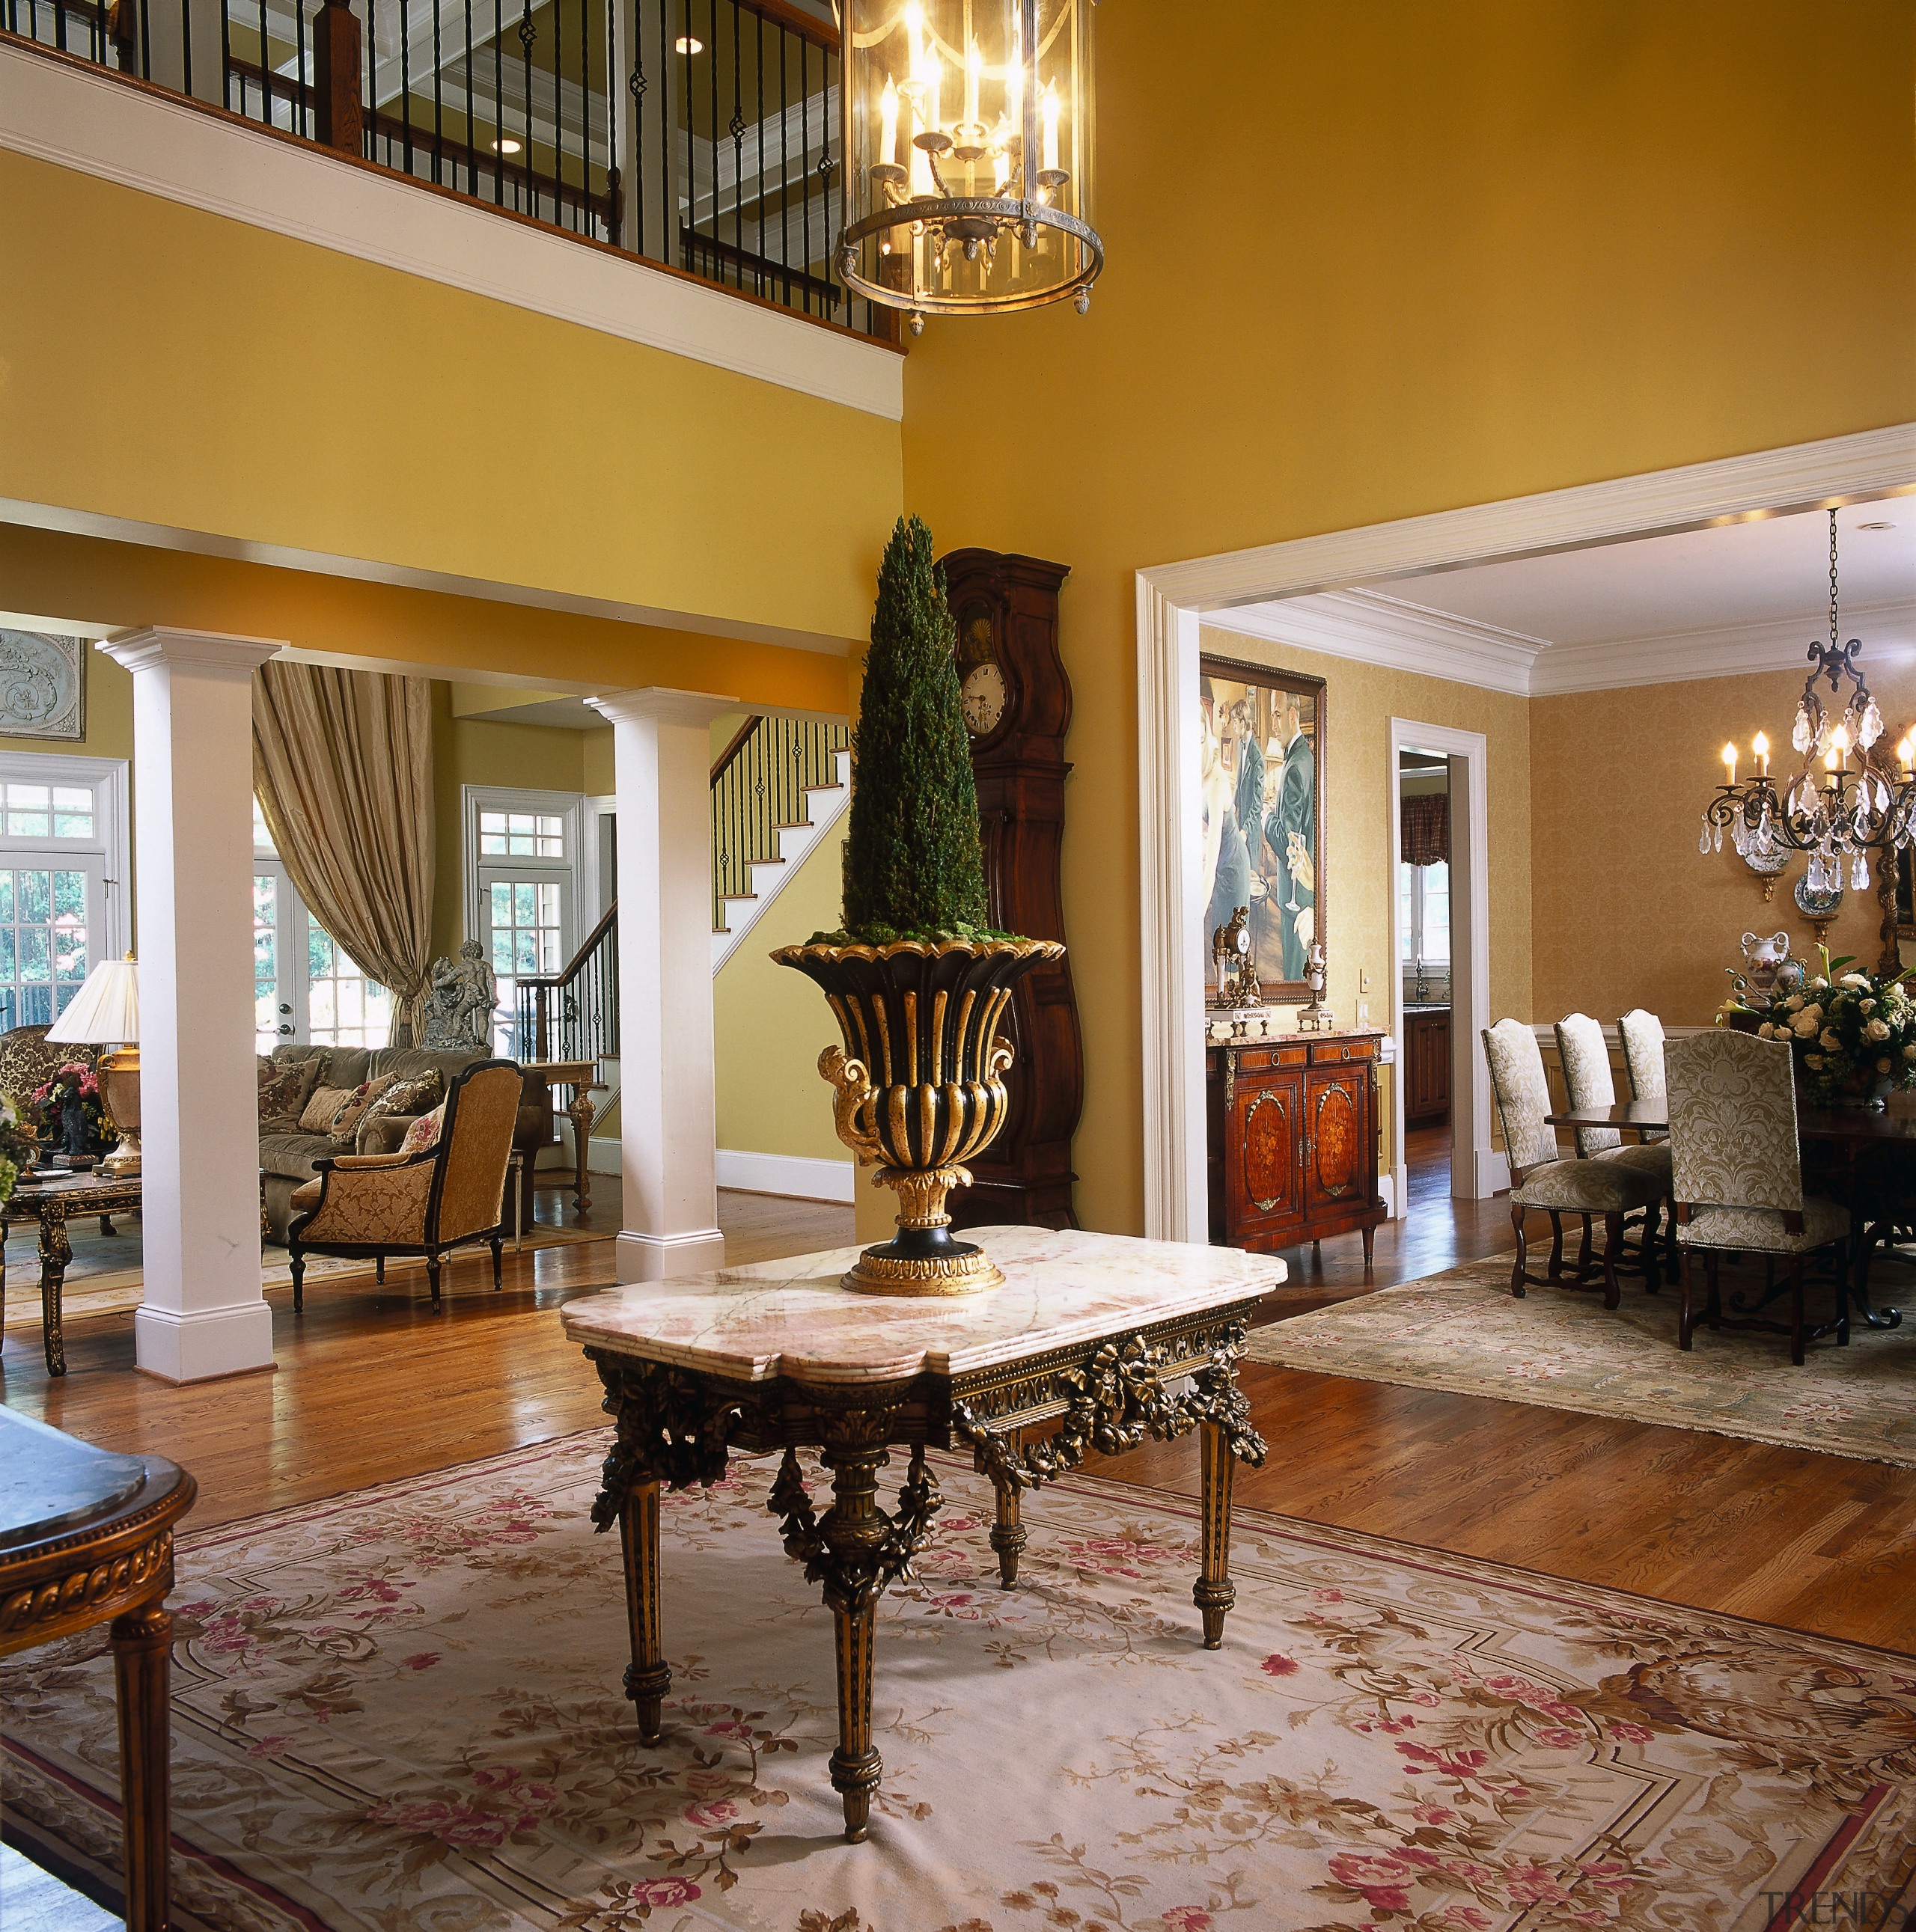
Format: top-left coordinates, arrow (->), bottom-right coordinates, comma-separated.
820,1436 -> 888,1841
1194,1419 -> 1236,1650
567,1087 -> 596,1217
40,1202 -> 70,1376
618,1479 -> 670,1743
989,1475 -> 1025,1589
112,1599 -> 174,1932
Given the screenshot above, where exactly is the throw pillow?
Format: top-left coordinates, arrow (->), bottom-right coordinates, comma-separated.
400,1103 -> 446,1157
324,1075 -> 397,1146
257,1055 -> 320,1128
298,1084 -> 358,1134
361,1069 -> 444,1131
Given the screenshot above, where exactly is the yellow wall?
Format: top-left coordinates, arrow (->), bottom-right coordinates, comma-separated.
0,150 -> 903,649
712,810 -> 852,1167
903,0 -> 1916,1233
1532,661 -> 1916,1026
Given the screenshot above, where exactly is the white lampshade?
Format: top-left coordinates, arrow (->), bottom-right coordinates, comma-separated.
46,956 -> 139,1046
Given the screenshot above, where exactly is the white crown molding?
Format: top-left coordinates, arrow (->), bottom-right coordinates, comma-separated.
1207,589 -> 1916,699
98,625 -> 284,679
1525,598 -> 1916,697
1206,590 -> 1546,697
0,40 -> 903,424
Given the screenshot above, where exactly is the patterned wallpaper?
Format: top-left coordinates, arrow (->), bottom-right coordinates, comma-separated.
1531,660 -> 1916,1027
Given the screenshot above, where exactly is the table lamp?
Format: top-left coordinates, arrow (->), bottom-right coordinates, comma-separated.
46,954 -> 140,1177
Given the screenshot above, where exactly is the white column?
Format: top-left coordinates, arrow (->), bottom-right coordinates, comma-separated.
100,628 -> 283,1383
587,687 -> 736,1282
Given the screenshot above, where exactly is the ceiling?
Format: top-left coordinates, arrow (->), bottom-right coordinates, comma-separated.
1383,503 -> 1915,646
1214,498 -> 1916,697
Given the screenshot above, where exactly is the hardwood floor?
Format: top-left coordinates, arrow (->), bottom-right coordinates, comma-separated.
5,1166 -> 1915,1661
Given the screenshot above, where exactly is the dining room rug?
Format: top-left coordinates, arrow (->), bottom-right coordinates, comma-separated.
0,1222 -> 610,1334
4,1433 -> 1913,1931
1244,1251 -> 1916,1465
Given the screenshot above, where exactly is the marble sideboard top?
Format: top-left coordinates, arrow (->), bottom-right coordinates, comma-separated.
561,1225 -> 1287,1385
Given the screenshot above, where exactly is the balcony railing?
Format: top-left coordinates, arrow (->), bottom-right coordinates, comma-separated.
4,0 -> 894,341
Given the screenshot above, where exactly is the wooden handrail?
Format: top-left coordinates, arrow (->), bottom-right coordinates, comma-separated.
516,899 -> 617,993
710,714 -> 766,786
738,0 -> 838,55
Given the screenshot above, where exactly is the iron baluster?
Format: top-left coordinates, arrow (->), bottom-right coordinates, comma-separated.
777,25 -> 788,303
752,9 -> 763,297
552,0 -> 564,221
180,0 -> 193,88
518,0 -> 534,219
360,0 -> 371,152
628,0 -> 644,254
602,0 -> 618,243
492,0 -> 502,200
729,0 -> 742,283
400,0 -> 412,168
463,0 -> 474,192
799,35 -> 808,311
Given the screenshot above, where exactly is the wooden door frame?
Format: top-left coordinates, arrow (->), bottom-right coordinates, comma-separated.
1135,422 -> 1916,1244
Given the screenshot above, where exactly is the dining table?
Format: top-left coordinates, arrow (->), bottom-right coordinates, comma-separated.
1543,1099 -> 1912,1328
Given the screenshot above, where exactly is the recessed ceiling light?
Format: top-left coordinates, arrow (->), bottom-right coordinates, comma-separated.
1859,520 -> 1897,531
490,136 -> 522,155
675,34 -> 703,53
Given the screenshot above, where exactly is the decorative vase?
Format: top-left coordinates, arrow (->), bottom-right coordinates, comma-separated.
1831,1067 -> 1894,1110
773,936 -> 1064,1295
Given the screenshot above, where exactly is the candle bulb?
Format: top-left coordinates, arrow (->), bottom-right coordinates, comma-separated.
1721,742 -> 1737,784
879,75 -> 900,167
1041,78 -> 1061,174
1899,736 -> 1914,776
903,0 -> 924,78
1831,724 -> 1850,771
965,36 -> 980,131
1753,730 -> 1769,775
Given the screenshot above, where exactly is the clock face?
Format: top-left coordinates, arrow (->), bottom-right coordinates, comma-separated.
961,661 -> 1007,737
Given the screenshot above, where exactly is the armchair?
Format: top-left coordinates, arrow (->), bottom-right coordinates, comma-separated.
287,1060 -> 523,1311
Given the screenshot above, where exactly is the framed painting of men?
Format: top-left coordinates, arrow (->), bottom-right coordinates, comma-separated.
1198,655 -> 1325,1003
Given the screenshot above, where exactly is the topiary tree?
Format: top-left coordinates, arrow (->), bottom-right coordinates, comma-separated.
841,515 -> 991,941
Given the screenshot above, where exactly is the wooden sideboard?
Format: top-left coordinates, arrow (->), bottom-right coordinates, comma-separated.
1403,1006 -> 1452,1126
1206,1028 -> 1387,1271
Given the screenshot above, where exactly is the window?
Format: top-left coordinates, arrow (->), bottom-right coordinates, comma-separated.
478,810 -> 566,858
1398,859 -> 1450,970
254,803 -> 392,1052
0,755 -> 126,1033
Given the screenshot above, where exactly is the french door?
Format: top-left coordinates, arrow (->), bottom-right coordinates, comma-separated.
253,855 -> 393,1054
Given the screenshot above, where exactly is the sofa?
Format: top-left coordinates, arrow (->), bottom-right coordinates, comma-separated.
258,1044 -> 551,1243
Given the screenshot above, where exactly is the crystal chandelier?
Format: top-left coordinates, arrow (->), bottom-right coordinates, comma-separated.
1701,510 -> 1915,897
837,0 -> 1102,335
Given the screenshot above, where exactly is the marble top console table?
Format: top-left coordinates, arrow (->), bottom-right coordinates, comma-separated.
561,1224 -> 1284,1841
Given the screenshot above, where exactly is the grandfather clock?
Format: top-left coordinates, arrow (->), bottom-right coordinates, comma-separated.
941,548 -> 1085,1229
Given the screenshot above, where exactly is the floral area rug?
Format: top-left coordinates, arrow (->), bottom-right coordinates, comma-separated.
5,1433 -> 1915,1931
1245,1252 -> 1916,1466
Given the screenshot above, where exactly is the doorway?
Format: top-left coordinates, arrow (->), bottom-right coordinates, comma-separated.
1395,746 -> 1452,1216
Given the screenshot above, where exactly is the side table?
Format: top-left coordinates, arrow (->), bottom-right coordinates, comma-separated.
562,1225 -> 1281,1841
1,1173 -> 144,1376
525,1060 -> 603,1217
0,1407 -> 195,1931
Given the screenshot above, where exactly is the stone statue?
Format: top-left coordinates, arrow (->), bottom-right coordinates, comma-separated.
419,941 -> 499,1051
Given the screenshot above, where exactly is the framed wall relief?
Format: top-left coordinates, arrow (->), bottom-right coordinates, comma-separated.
0,632 -> 85,742
1198,654 -> 1325,1003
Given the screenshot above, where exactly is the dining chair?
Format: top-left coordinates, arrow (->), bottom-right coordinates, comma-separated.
1482,1018 -> 1663,1310
1617,1009 -> 1667,1139
1555,1012 -> 1674,1286
1665,1030 -> 1850,1364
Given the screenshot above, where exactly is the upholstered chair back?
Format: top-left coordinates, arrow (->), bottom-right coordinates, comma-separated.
1553,1013 -> 1620,1158
431,1062 -> 523,1243
1618,1009 -> 1667,1109
1481,1018 -> 1559,1181
1665,1031 -> 1801,1215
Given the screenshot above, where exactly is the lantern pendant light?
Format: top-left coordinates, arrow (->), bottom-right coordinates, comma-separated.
837,0 -> 1102,334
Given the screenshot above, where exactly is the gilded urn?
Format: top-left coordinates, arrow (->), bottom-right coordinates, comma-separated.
773,935 -> 1064,1295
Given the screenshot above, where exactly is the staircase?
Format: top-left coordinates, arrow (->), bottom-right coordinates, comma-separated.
710,715 -> 852,972
509,715 -> 852,1098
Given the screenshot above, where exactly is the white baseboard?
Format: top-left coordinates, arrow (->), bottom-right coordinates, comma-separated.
1474,1148 -> 1511,1198
716,1148 -> 855,1203
588,1134 -> 621,1176
1382,1167 -> 1403,1220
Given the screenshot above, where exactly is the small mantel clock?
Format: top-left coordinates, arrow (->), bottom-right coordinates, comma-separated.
941,547 -> 1085,1230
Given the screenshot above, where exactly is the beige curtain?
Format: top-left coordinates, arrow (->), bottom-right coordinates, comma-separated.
252,662 -> 436,1045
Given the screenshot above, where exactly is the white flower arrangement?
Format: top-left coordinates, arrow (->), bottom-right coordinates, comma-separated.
1732,947 -> 1916,1106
